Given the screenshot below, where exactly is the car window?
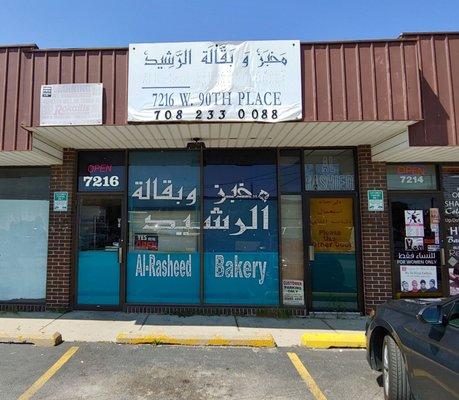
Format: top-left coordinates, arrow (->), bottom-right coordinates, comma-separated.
448,301 -> 459,328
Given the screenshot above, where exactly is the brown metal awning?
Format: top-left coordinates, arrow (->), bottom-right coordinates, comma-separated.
0,136 -> 62,165
373,130 -> 459,162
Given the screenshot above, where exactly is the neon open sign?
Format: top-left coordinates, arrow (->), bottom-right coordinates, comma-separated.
87,163 -> 113,174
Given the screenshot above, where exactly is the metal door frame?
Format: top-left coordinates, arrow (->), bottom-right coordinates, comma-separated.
387,191 -> 447,298
303,192 -> 362,312
73,192 -> 126,311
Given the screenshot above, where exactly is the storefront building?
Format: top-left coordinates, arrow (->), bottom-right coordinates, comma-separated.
0,32 -> 459,315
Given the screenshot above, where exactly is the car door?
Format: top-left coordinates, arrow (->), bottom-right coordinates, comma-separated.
440,301 -> 459,397
403,299 -> 459,400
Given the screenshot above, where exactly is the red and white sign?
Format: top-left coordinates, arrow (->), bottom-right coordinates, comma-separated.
134,234 -> 158,251
405,210 -> 424,237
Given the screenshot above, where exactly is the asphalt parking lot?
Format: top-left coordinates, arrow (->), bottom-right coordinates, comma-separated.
0,343 -> 383,400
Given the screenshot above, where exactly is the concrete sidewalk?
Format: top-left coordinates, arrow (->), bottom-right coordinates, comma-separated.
0,311 -> 367,347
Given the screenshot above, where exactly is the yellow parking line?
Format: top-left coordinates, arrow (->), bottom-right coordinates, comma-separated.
287,352 -> 327,400
18,346 -> 79,400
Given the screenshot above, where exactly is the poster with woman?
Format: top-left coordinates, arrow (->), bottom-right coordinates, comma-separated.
449,267 -> 459,295
400,265 -> 438,292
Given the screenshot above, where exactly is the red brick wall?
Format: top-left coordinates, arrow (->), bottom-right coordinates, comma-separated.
357,145 -> 392,314
46,149 -> 76,310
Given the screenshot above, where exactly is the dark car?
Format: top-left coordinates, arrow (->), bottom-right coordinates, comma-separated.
366,295 -> 459,400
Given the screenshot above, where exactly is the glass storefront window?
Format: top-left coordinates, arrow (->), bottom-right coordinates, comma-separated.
304,149 -> 355,191
309,197 -> 358,310
390,195 -> 442,297
280,150 -> 301,193
387,164 -> 437,191
203,149 -> 279,305
280,195 -> 304,306
127,151 -> 201,304
441,166 -> 459,296
0,168 -> 50,302
71,148 -> 365,311
0,168 -> 50,199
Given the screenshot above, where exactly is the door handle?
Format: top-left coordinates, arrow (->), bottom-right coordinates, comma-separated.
440,248 -> 445,266
309,245 -> 315,262
118,246 -> 123,264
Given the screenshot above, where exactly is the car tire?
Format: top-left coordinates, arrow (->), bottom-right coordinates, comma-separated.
382,335 -> 411,400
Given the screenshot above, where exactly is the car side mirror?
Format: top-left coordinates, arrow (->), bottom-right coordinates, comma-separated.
417,305 -> 445,325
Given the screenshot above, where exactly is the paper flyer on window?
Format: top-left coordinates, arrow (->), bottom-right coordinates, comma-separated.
449,267 -> 459,295
404,237 -> 424,251
404,210 -> 424,237
400,265 -> 438,293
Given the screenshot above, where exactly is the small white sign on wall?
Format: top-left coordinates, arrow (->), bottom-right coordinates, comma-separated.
40,83 -> 103,126
282,279 -> 304,306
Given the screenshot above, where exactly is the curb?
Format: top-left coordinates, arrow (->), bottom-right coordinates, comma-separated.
116,332 -> 276,347
300,331 -> 366,349
0,331 -> 62,347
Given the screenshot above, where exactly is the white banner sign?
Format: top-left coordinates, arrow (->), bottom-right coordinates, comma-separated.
128,40 -> 302,123
40,83 -> 103,126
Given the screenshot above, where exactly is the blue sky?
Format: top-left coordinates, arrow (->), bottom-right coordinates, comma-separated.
0,0 -> 458,48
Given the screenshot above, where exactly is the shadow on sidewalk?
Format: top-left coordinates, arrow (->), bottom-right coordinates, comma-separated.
0,310 -> 367,332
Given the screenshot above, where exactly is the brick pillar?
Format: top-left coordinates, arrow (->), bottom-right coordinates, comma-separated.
357,145 -> 392,314
46,149 -> 76,310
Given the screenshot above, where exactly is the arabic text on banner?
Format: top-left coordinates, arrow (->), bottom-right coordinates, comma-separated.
128,41 -> 302,123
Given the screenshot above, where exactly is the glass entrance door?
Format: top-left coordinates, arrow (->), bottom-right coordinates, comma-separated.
307,196 -> 358,311
389,194 -> 444,297
76,196 -> 123,307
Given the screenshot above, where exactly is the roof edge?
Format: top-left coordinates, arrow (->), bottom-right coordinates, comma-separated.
23,37 -> 418,53
300,37 -> 416,46
9,32 -> 458,53
400,31 -> 459,37
27,46 -> 129,52
0,43 -> 38,49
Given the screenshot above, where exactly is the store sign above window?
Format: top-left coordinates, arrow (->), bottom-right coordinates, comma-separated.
78,151 -> 125,192
386,164 -> 437,190
40,83 -> 103,126
128,40 -> 302,123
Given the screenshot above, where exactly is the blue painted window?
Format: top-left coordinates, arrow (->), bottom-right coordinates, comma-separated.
203,150 -> 279,305
126,151 -> 201,304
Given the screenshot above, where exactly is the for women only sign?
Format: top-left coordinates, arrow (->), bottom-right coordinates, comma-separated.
128,40 -> 302,122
